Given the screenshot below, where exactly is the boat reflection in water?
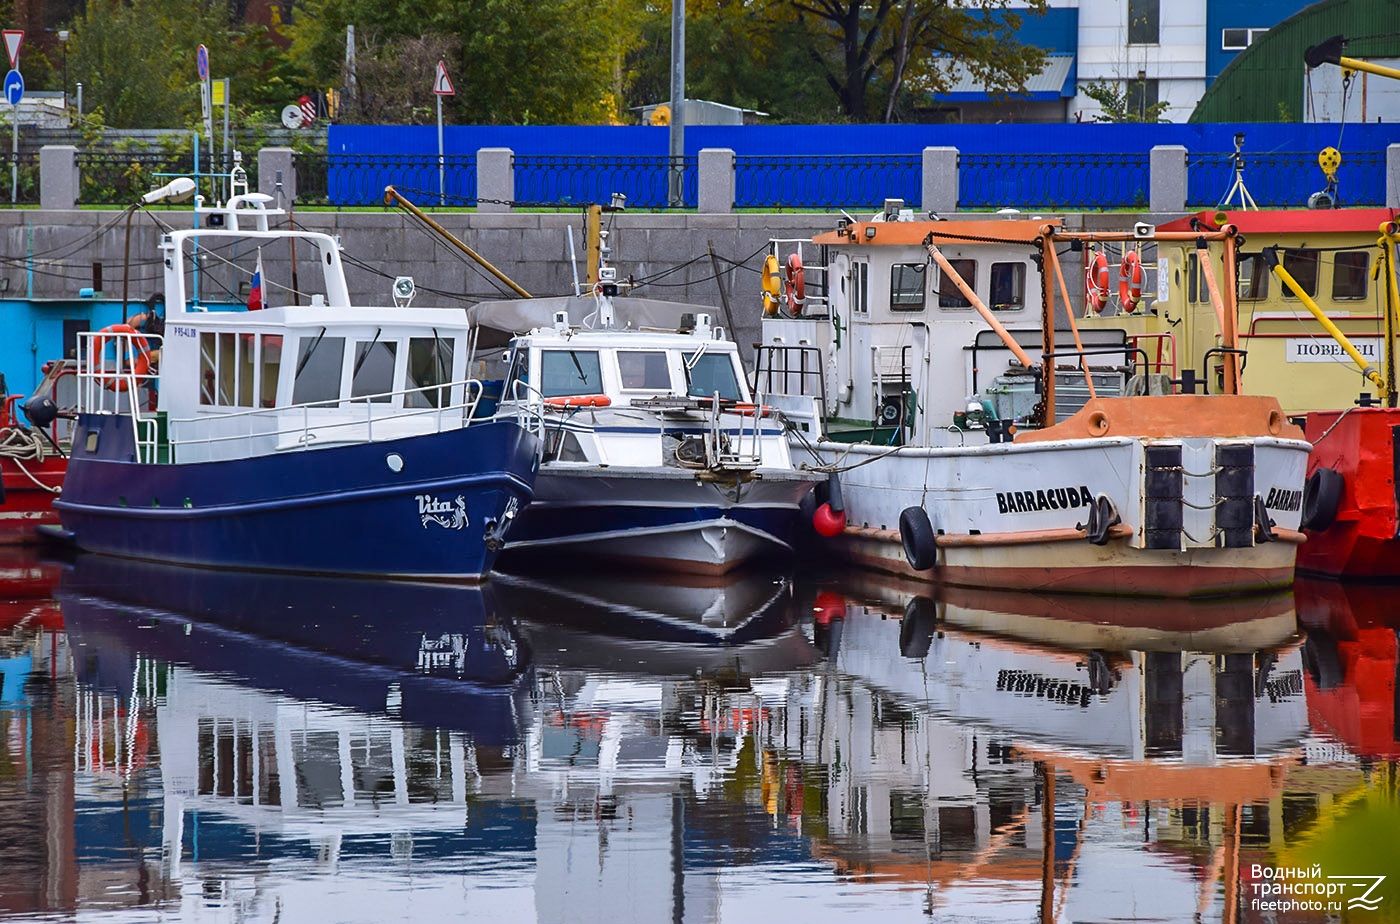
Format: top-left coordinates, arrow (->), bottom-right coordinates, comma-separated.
25,557 -> 1396,922
800,572 -> 1312,922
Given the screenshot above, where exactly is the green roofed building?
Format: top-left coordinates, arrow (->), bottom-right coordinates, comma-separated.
1191,0 -> 1400,122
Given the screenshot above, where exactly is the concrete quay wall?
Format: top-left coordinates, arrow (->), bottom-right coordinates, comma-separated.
0,208 -> 1156,356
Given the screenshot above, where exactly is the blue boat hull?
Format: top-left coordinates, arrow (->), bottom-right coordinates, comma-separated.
54,414 -> 540,581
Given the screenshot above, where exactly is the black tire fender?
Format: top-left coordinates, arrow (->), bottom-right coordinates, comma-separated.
899,506 -> 937,571
1301,467 -> 1343,532
899,595 -> 937,659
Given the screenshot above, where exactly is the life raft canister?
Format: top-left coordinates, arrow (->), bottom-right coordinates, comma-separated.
1119,250 -> 1143,313
1085,251 -> 1110,314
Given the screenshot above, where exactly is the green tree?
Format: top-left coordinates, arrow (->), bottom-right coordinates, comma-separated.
288,0 -> 640,124
1081,81 -> 1169,123
778,0 -> 1050,122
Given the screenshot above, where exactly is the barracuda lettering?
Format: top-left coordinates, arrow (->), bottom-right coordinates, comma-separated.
1265,487 -> 1303,512
996,485 -> 1093,514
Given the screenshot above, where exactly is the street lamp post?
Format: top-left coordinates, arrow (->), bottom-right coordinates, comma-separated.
58,30 -> 69,113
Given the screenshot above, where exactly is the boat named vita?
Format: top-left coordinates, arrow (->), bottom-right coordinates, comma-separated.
50,179 -> 540,580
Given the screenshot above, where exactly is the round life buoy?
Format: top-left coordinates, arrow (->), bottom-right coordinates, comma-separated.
899,506 -> 937,571
91,323 -> 152,392
1085,252 -> 1110,314
785,253 -> 806,315
761,254 -> 781,317
543,394 -> 611,408
1301,466 -> 1344,532
1119,250 -> 1144,313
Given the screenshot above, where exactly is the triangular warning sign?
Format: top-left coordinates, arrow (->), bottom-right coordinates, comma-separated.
433,60 -> 455,96
3,31 -> 22,70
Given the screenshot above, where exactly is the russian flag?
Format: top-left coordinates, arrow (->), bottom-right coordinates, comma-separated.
248,250 -> 264,310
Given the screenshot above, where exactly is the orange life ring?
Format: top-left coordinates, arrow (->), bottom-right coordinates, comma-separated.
544,394 -> 612,408
91,323 -> 152,392
785,253 -> 806,315
1119,250 -> 1143,313
760,254 -> 781,317
1085,252 -> 1110,314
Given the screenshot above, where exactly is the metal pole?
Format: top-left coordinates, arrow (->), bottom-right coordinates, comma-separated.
11,101 -> 17,204
668,0 -> 685,207
437,93 -> 444,206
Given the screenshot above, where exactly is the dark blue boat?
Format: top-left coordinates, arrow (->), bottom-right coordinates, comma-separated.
52,186 -> 539,580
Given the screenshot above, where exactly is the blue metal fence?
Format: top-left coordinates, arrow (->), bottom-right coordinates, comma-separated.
960,152 -> 1151,210
513,155 -> 693,209
735,155 -> 920,210
1186,149 -> 1385,209
300,152 -> 477,207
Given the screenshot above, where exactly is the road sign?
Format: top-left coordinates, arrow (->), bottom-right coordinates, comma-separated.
281,104 -> 305,129
433,60 -> 455,96
298,94 -> 316,125
4,70 -> 22,106
196,44 -> 209,82
2,31 -> 20,70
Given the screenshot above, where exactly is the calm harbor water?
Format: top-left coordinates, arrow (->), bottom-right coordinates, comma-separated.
1,547 -> 1398,923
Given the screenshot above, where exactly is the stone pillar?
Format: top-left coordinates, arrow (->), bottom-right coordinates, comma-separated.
921,146 -> 958,215
258,147 -> 296,207
1149,145 -> 1188,214
39,145 -> 79,210
477,147 -> 514,213
1388,143 -> 1400,210
697,148 -> 735,213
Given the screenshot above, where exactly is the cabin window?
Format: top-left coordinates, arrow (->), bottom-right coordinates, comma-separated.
292,334 -> 346,405
259,335 -> 282,408
989,262 -> 1025,310
503,348 -> 529,401
1186,253 -> 1206,304
618,351 -> 671,390
540,349 -> 604,398
685,352 -> 743,401
351,338 -> 397,403
1281,249 -> 1320,299
1237,253 -> 1269,301
1332,251 -> 1369,301
199,331 -> 217,405
407,337 -> 454,408
852,261 -> 869,314
937,259 -> 976,308
237,336 -> 258,407
889,263 -> 926,311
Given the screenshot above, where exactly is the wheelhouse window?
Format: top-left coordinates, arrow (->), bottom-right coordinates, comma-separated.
1281,250 -> 1320,299
1238,253 -> 1269,301
937,259 -> 977,308
685,352 -> 742,401
540,349 -> 604,398
618,350 -> 671,390
503,348 -> 529,401
259,334 -> 282,408
291,333 -> 346,405
889,263 -> 927,311
852,261 -> 869,314
199,330 -> 260,408
989,262 -> 1025,310
350,338 -> 397,403
1332,251 -> 1369,301
407,336 -> 454,408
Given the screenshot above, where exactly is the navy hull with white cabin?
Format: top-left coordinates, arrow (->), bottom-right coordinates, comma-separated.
54,186 -> 540,581
479,293 -> 821,575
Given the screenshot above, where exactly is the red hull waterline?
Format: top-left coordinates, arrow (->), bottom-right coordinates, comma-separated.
1298,407 -> 1400,581
0,458 -> 65,544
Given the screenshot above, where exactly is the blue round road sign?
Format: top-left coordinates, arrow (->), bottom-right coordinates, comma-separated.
3,69 -> 22,106
196,44 -> 209,81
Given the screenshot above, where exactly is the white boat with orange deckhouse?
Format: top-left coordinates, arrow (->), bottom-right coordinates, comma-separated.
754,203 -> 1311,598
